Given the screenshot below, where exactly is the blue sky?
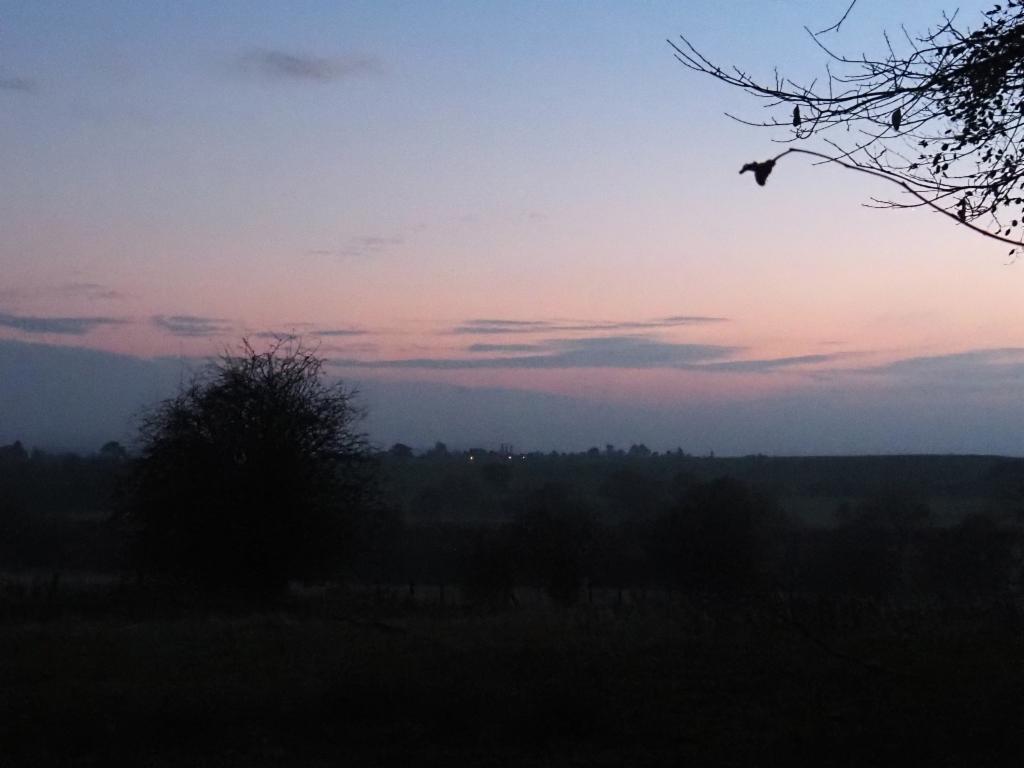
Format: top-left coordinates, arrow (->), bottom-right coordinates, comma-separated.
3,1 -> 1022,454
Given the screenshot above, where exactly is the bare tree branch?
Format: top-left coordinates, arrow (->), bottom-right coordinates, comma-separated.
815,0 -> 860,36
672,2 -> 1024,253
749,147 -> 1024,248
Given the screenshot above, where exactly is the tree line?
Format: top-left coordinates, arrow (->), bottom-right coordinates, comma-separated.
2,341 -> 1023,609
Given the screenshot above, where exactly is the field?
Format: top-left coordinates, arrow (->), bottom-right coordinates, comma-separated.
780,495 -> 995,527
3,590 -> 1024,767
5,451 -> 1024,764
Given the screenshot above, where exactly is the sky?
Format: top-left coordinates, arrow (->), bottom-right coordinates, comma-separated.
3,0 -> 1024,455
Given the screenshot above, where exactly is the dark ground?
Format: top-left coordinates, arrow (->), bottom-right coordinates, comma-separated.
3,589 -> 1023,767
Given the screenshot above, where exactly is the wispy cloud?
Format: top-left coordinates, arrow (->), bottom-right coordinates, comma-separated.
468,343 -> 545,353
60,282 -> 126,301
0,282 -> 126,303
334,335 -> 738,370
702,354 -> 836,372
851,348 -> 1024,391
152,315 -> 231,338
452,316 -> 729,335
0,74 -> 36,93
254,327 -> 368,340
238,49 -> 381,82
0,312 -> 123,335
307,235 -> 404,259
316,328 -> 368,337
464,319 -> 549,330
251,331 -> 301,341
333,335 -> 838,374
4,338 -> 1023,456
862,348 -> 1024,377
324,341 -> 378,355
661,315 -> 729,325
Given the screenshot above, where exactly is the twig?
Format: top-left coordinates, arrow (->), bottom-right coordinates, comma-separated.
815,0 -> 860,35
766,147 -> 1024,249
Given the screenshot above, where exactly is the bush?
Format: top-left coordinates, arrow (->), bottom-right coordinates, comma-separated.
648,477 -> 784,594
129,340 -> 372,599
508,483 -> 594,604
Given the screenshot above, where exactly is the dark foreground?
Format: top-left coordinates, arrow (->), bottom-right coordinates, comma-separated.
3,591 -> 1024,767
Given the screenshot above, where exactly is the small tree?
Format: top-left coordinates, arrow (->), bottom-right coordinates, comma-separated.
648,477 -> 784,595
508,483 -> 594,605
129,339 -> 371,599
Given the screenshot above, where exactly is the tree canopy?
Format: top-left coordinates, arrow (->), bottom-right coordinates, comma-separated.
129,339 -> 371,598
672,1 -> 1024,255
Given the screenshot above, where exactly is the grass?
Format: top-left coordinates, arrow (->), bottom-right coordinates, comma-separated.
2,592 -> 1024,766
781,495 -> 997,527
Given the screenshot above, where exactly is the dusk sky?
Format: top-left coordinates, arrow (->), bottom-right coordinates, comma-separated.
3,0 -> 1024,454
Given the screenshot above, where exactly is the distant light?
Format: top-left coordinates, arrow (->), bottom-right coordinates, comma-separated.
507,455 -> 512,460
469,455 -> 474,461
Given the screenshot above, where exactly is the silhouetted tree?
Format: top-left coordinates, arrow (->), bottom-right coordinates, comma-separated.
987,458 -> 1024,518
648,477 -> 784,594
128,339 -> 372,599
922,511 -> 1018,597
396,521 -> 463,603
0,440 -> 27,465
349,501 -> 404,590
509,483 -> 594,604
0,494 -> 33,568
411,485 -> 448,523
98,441 -> 128,463
459,527 -> 518,607
599,468 -> 664,521
588,520 -> 652,598
480,461 -> 512,491
821,491 -> 931,596
424,441 -> 449,458
673,2 -> 1024,254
